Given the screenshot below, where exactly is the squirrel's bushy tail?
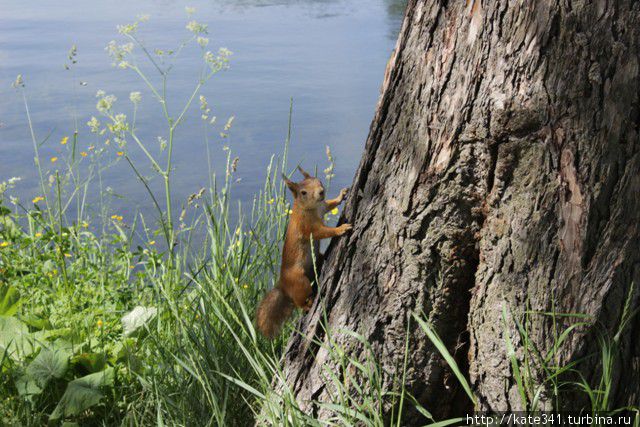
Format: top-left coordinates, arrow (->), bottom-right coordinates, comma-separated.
256,286 -> 294,339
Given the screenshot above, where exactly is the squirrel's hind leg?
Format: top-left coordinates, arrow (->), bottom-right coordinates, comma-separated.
283,270 -> 313,312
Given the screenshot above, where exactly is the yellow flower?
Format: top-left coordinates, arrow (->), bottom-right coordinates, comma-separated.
110,214 -> 123,221
32,196 -> 44,204
149,240 -> 156,245
243,284 -> 249,289
97,319 -> 103,328
35,232 -> 43,238
64,253 -> 71,258
60,136 -> 69,145
81,221 -> 89,228
331,207 -> 339,215
80,151 -> 88,157
267,198 -> 274,204
0,241 -> 9,248
129,265 -> 134,269
116,151 -> 124,157
50,157 -> 58,163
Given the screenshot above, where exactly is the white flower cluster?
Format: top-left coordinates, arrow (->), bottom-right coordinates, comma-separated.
96,91 -> 117,113
87,116 -> 103,134
106,41 -> 134,68
129,91 -> 142,104
0,177 -> 21,196
186,20 -> 208,35
204,48 -> 232,71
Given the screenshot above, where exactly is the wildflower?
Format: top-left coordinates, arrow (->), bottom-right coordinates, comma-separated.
117,21 -> 138,35
243,284 -> 249,289
97,319 -> 103,328
267,198 -> 274,204
129,91 -> 142,104
64,253 -> 71,258
149,240 -> 156,245
32,196 -> 44,204
50,157 -> 58,163
331,207 -> 339,215
80,151 -> 88,157
107,113 -> 129,134
186,20 -> 207,34
81,221 -> 89,228
96,93 -> 117,113
0,241 -> 9,248
60,136 -> 69,145
35,232 -> 42,238
185,6 -> 196,16
235,228 -> 241,235
116,151 -> 124,157
197,36 -> 209,47
106,41 -> 133,68
87,116 -> 100,133
110,214 -> 123,221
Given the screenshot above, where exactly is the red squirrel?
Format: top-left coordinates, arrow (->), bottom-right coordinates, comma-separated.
256,166 -> 351,338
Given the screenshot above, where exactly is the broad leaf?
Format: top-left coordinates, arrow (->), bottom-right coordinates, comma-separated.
50,368 -> 114,420
15,375 -> 42,396
0,283 -> 20,316
0,316 -> 36,361
121,306 -> 157,337
26,348 -> 70,388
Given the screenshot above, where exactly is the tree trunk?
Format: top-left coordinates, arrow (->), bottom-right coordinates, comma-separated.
281,0 -> 640,420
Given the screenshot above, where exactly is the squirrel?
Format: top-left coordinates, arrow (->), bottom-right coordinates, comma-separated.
256,166 -> 351,338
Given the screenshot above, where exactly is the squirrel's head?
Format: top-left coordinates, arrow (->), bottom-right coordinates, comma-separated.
282,166 -> 325,209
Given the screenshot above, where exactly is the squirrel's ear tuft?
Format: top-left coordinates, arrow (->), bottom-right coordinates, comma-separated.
282,174 -> 298,195
297,166 -> 312,179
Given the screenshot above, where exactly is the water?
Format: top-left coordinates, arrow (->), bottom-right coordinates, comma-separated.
0,0 -> 405,221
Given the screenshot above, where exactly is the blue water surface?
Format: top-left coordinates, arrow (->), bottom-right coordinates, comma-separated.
0,0 -> 404,221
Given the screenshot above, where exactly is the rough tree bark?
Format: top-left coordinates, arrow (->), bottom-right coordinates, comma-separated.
281,0 -> 640,421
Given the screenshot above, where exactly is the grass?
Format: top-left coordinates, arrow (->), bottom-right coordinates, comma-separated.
1,9 -> 639,427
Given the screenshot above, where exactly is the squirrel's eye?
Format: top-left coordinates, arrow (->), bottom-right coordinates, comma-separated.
300,190 -> 307,196
319,190 -> 324,196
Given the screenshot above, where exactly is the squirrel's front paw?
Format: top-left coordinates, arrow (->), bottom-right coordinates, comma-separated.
338,223 -> 353,235
339,187 -> 349,200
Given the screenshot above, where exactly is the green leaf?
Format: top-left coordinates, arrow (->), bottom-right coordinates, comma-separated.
0,283 -> 20,316
26,348 -> 70,388
0,316 -> 36,361
15,375 -> 42,397
50,368 -> 115,420
121,306 -> 157,337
